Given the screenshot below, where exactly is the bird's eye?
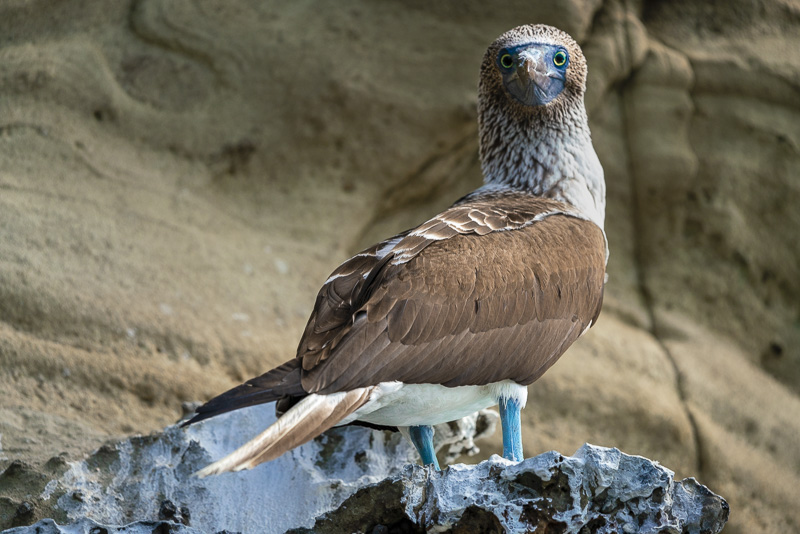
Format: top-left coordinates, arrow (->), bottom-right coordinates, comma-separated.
553,50 -> 568,67
499,52 -> 514,69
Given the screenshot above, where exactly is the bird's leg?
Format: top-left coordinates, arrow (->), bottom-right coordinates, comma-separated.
408,425 -> 440,470
499,396 -> 524,461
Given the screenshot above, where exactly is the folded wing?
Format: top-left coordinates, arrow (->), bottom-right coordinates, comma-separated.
185,192 -> 606,430
301,194 -> 606,394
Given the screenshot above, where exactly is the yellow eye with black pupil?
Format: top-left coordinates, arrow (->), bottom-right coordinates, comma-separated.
553,51 -> 567,67
500,53 -> 513,69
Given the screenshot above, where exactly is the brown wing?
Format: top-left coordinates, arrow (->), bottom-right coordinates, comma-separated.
298,193 -> 606,394
185,192 -> 605,425
295,231 -> 409,367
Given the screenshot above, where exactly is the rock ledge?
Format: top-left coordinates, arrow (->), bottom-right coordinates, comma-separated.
290,444 -> 729,534
4,443 -> 728,534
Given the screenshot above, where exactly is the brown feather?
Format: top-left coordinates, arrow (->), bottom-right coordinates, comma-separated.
187,193 -> 605,428
297,193 -> 605,394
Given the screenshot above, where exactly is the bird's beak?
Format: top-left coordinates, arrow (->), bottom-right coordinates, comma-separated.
516,49 -> 548,91
506,48 -> 565,106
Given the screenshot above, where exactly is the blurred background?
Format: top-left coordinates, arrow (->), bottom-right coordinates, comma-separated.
0,1 -> 798,532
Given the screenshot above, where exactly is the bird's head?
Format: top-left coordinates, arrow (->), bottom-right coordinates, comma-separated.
479,24 -> 587,117
476,25 -> 604,228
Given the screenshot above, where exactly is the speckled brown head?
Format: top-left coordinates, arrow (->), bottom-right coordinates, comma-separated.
479,24 -> 588,120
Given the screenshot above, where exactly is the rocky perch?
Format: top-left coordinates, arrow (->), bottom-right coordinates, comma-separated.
289,445 -> 729,534
1,408 -> 727,534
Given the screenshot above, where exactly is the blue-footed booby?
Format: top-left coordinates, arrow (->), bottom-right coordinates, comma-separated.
183,24 -> 606,475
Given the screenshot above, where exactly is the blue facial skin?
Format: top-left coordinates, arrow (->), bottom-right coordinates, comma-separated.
497,43 -> 569,106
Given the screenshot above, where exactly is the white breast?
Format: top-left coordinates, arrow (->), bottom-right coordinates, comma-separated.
341,380 -> 528,428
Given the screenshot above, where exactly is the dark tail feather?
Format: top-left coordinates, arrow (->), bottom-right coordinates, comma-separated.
181,359 -> 305,427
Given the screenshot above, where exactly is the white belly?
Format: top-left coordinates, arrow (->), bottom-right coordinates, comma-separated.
342,380 -> 528,427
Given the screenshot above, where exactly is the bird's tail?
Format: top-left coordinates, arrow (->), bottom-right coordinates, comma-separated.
195,386 -> 375,477
182,360 -> 305,427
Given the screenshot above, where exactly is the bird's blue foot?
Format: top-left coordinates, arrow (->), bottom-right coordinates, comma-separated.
408,425 -> 440,470
499,396 -> 524,462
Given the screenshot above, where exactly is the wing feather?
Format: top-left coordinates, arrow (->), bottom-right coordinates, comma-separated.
300,201 -> 606,393
268,192 -> 607,397
191,192 -> 606,425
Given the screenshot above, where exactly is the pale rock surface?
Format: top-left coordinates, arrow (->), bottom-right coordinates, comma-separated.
2,438 -> 728,534
0,407 -> 496,533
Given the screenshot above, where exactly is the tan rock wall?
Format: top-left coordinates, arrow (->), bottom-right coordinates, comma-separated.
0,0 -> 798,532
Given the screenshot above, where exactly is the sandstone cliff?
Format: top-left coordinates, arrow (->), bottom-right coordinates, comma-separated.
0,1 -> 798,532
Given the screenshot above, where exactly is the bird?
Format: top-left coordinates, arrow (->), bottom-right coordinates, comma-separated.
183,23 -> 607,476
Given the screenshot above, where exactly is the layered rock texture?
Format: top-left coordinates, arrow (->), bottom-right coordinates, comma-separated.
0,0 -> 798,532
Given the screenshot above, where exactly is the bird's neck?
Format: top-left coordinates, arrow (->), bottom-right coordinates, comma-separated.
478,102 -> 606,229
